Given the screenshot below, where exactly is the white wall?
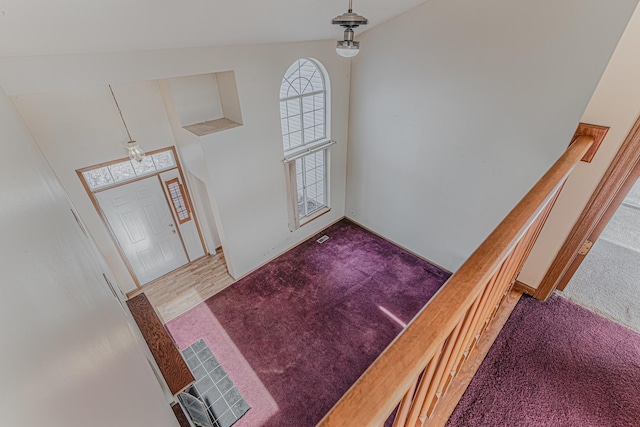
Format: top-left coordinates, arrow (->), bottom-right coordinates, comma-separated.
12,81 -> 179,293
188,172 -> 222,252
167,73 -> 224,126
520,5 -> 640,287
3,40 -> 350,289
0,87 -> 177,426
217,71 -> 243,125
346,0 -> 638,271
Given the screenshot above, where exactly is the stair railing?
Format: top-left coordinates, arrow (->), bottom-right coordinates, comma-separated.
318,136 -> 594,427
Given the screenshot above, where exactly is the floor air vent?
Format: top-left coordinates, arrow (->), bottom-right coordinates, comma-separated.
317,235 -> 330,244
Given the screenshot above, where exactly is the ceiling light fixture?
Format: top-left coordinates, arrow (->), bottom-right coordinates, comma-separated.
332,0 -> 368,58
109,84 -> 145,163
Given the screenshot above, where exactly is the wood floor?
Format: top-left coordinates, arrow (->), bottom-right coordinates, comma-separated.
142,251 -> 235,323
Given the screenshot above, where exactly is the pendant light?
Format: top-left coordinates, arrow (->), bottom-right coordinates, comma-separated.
109,84 -> 145,162
332,0 -> 368,58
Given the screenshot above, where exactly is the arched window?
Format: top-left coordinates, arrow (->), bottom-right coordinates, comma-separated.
280,59 -> 332,229
280,59 -> 326,151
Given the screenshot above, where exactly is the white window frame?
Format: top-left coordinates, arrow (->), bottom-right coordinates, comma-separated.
280,58 -> 333,231
280,89 -> 327,152
283,141 -> 336,230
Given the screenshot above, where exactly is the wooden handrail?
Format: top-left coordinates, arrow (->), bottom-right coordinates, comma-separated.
318,135 -> 593,426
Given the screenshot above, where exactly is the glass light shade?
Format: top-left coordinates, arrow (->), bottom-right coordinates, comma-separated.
336,40 -> 360,58
125,140 -> 145,162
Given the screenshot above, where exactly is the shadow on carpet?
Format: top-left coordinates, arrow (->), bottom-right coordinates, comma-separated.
447,294 -> 640,427
167,219 -> 450,427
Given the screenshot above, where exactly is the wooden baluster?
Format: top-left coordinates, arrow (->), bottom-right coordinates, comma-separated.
404,346 -> 444,427
512,193 -> 558,276
477,240 -> 525,334
392,375 -> 420,427
501,226 -> 538,294
433,295 -> 482,404
450,262 -> 508,374
419,319 -> 465,420
484,243 -> 526,324
427,252 -> 514,417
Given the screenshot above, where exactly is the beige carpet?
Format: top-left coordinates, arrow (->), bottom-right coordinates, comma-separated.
561,180 -> 640,333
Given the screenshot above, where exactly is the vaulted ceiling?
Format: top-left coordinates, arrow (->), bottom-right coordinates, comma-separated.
0,0 -> 426,57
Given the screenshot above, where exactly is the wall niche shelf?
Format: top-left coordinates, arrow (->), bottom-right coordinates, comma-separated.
183,118 -> 241,136
166,70 -> 243,137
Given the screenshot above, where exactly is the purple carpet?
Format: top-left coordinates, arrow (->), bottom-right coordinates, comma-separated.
447,294 -> 640,427
167,219 -> 450,426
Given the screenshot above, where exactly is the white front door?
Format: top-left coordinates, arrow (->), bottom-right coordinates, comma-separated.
96,176 -> 188,285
